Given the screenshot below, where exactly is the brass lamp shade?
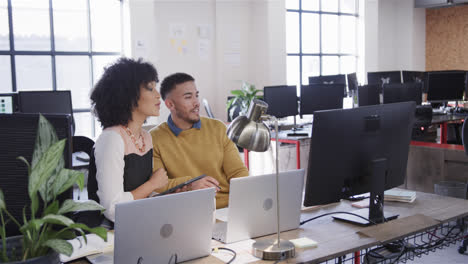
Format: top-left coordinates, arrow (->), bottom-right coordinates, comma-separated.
227,99 -> 271,152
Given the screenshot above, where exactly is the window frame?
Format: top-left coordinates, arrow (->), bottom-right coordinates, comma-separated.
0,0 -> 124,138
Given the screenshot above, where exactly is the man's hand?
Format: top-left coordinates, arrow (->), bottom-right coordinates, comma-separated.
149,168 -> 169,189
190,176 -> 220,192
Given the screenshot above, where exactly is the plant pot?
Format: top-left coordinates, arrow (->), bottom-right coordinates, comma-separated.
0,236 -> 60,264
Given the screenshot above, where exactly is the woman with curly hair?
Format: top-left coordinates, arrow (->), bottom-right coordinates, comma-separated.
87,58 -> 168,224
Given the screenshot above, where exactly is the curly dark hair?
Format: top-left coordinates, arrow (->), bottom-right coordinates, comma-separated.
90,57 -> 158,128
160,72 -> 195,100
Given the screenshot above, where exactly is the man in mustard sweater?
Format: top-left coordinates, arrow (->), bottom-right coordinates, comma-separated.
150,72 -> 249,209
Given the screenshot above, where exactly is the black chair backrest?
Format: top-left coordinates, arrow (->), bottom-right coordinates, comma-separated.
72,136 -> 94,157
463,117 -> 468,155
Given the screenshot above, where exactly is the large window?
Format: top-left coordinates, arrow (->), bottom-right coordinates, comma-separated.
0,0 -> 124,138
286,0 -> 360,91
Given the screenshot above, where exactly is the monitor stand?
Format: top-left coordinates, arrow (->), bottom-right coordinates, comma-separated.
287,116 -> 308,137
333,159 -> 399,226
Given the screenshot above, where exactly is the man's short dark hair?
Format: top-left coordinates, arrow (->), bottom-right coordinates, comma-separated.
160,72 -> 195,100
90,57 -> 158,128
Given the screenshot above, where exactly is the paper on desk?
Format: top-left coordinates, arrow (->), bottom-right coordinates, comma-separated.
59,232 -> 114,263
211,239 -> 260,263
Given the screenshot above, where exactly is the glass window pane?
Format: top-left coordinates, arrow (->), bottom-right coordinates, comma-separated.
0,56 -> 12,92
340,16 -> 356,54
0,3 -> 9,50
15,55 -> 52,91
12,0 -> 51,51
90,0 -> 121,52
322,56 -> 339,75
74,112 -> 93,138
302,56 -> 320,84
56,56 -> 91,109
303,0 -> 319,11
321,0 -> 338,12
53,0 -> 89,51
340,0 -> 356,13
285,0 -> 299,9
321,15 -> 338,54
286,12 -> 299,54
287,55 -> 299,87
340,56 -> 356,74
302,13 -> 319,54
93,55 -> 119,85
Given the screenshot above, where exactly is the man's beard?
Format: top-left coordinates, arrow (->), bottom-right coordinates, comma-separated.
175,108 -> 200,124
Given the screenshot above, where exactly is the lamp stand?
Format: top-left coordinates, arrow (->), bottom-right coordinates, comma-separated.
252,116 -> 295,260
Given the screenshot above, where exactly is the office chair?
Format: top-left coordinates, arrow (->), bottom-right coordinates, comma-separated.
202,98 -> 215,118
459,117 -> 468,254
72,136 -> 94,161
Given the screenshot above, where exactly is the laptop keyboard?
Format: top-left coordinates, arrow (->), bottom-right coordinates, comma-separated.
212,222 -> 227,242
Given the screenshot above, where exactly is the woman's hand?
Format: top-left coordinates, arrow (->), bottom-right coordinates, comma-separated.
149,168 -> 169,189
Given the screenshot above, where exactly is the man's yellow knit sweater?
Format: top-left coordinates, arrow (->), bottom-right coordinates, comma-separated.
150,116 -> 249,209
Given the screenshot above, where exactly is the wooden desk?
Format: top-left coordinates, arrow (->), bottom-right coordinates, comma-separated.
71,191 -> 468,264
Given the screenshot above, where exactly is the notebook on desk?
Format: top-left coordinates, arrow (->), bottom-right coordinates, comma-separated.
212,169 -> 305,244
111,188 -> 215,264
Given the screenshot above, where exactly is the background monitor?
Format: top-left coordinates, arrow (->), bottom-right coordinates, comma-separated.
383,82 -> 423,105
426,71 -> 466,102
0,113 -> 73,236
0,93 -> 19,113
402,71 -> 427,93
300,84 -> 344,115
357,84 -> 380,107
367,71 -> 402,86
309,74 -> 347,96
304,102 -> 415,223
347,73 -> 358,92
263,85 -> 298,118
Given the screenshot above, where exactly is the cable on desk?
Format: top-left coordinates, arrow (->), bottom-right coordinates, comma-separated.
212,247 -> 237,264
300,211 -> 377,226
168,253 -> 178,264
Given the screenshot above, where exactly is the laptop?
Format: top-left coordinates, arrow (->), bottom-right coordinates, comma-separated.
113,188 -> 215,264
213,169 -> 305,244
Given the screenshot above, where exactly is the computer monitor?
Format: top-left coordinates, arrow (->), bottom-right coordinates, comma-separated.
263,85 -> 298,118
357,84 -> 380,106
0,93 -> 19,114
426,71 -> 466,102
0,113 -> 73,236
402,71 -> 427,93
300,84 -> 344,115
383,82 -> 423,105
367,71 -> 402,86
304,101 -> 415,225
347,73 -> 358,92
309,74 -> 347,96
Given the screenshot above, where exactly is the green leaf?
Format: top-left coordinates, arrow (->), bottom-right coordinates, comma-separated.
31,192 -> 39,217
0,189 -> 5,211
53,230 -> 77,241
42,214 -> 74,227
32,115 -> 60,168
58,200 -> 105,215
230,90 -> 245,96
42,239 -> 73,257
53,169 -> 84,198
28,139 -> 66,199
16,156 -> 31,176
43,200 -> 60,216
69,224 -> 108,242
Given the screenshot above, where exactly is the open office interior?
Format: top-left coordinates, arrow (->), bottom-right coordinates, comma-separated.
1,0 -> 468,263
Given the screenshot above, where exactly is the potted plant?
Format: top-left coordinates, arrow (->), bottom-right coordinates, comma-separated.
226,81 -> 263,121
0,114 -> 107,263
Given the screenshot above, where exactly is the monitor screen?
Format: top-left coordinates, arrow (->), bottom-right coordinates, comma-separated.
357,84 -> 380,107
347,73 -> 358,92
402,71 -> 425,84
309,74 -> 347,96
300,84 -> 344,115
383,82 -> 423,105
0,113 -> 73,236
426,71 -> 466,102
304,101 -> 415,208
19,90 -> 73,115
0,93 -> 19,114
367,71 -> 402,86
263,85 -> 298,118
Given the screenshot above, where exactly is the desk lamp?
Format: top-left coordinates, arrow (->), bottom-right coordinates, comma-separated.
227,99 -> 295,260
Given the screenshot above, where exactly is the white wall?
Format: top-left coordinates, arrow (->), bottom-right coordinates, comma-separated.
365,0 -> 426,77
129,0 -> 286,124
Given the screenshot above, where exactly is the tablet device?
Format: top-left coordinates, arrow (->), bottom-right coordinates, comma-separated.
154,174 -> 207,196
